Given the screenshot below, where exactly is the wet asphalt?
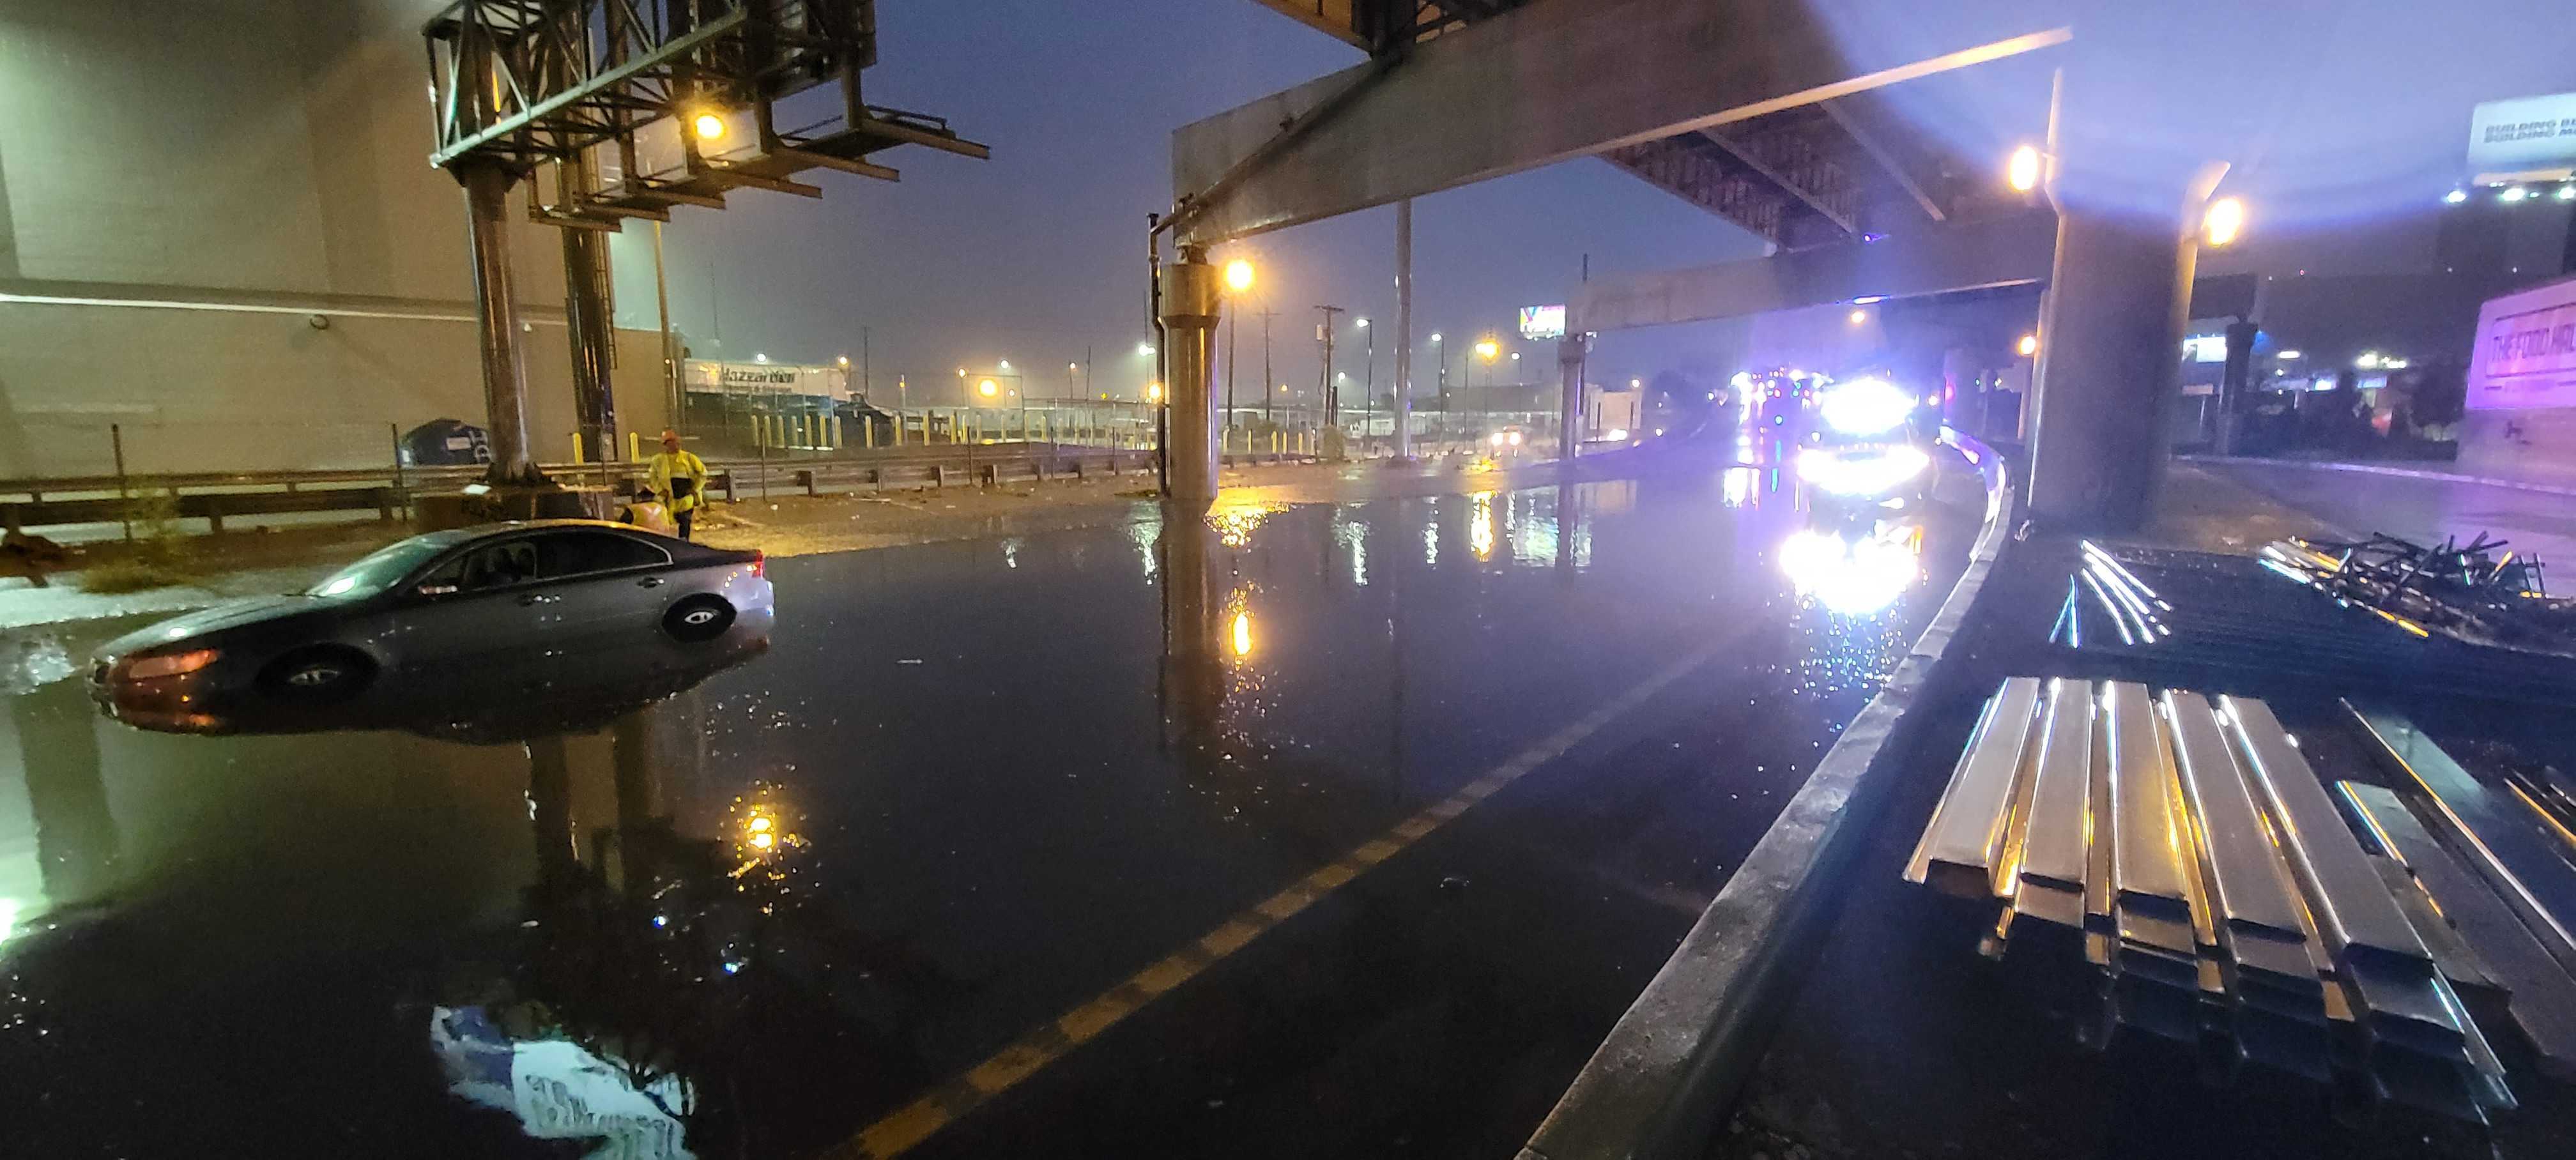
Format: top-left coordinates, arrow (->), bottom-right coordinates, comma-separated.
0,449 -> 1975,1159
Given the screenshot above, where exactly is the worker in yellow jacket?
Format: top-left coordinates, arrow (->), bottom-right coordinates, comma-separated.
646,429 -> 710,541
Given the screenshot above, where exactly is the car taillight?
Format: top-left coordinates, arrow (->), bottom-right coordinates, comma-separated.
751,551 -> 766,579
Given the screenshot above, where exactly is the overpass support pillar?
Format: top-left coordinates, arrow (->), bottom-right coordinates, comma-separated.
560,162 -> 618,466
2026,202 -> 2202,532
1160,250 -> 1223,506
1558,333 -> 1588,460
456,160 -> 542,486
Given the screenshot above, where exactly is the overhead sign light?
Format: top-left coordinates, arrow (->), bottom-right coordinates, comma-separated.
1518,305 -> 1567,340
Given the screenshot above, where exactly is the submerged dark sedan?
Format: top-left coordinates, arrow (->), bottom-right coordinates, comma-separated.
91,520 -> 772,709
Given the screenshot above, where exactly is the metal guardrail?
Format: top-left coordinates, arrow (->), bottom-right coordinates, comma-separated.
0,442 -> 1225,531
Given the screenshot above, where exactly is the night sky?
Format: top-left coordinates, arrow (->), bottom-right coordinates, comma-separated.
608,0 -> 2576,410
610,0 -> 1767,409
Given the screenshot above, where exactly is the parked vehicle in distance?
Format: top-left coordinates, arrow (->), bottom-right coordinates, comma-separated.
91,521 -> 772,710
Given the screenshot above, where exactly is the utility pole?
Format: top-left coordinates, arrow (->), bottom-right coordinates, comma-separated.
861,326 -> 871,401
1361,317 -> 1375,446
1226,308 -> 1238,434
1394,199 -> 1413,459
1259,304 -> 1279,424
1315,305 -> 1344,426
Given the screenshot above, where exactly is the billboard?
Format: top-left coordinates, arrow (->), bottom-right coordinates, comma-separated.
2467,273 -> 2576,411
1518,304 -> 1567,341
2468,92 -> 2576,181
683,360 -> 851,398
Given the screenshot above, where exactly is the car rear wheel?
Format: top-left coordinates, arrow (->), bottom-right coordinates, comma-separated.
663,595 -> 736,643
260,646 -> 374,703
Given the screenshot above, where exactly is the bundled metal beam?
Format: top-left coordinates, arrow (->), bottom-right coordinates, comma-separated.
1904,676 -> 2043,898
2345,705 -> 2576,977
2336,779 -> 2576,1081
1904,679 -> 2547,1122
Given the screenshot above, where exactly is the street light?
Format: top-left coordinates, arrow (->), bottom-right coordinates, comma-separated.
1848,309 -> 1868,325
836,355 -> 850,368
1146,381 -> 1165,404
2017,333 -> 2039,357
2202,197 -> 2245,248
998,359 -> 1012,370
1137,342 -> 1156,356
1223,259 -> 1256,293
2006,144 -> 2041,192
978,378 -> 999,398
1475,339 -> 1499,360
693,112 -> 726,141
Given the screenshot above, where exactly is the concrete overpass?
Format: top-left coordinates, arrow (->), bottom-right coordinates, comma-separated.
1158,0 -> 2276,533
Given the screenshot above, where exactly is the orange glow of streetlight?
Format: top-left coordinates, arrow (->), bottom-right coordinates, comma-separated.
2006,144 -> 2041,192
1146,381 -> 1165,404
1223,259 -> 1256,294
693,112 -> 727,141
977,378 -> 999,399
2018,333 -> 2039,357
1474,339 -> 1499,361
2202,197 -> 2245,248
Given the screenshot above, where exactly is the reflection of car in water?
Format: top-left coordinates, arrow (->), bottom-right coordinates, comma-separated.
90,520 -> 772,717
1779,514 -> 1928,617
98,625 -> 767,740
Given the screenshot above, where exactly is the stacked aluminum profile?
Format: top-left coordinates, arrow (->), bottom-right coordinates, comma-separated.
1901,678 -> 2576,1124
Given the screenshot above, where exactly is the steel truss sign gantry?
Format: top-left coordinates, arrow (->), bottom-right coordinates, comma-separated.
424,0 -> 986,226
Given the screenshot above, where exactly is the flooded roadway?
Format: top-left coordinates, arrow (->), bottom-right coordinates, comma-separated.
0,457 -> 1974,1159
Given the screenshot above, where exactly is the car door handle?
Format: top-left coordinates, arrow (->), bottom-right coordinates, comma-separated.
637,577 -> 666,588
518,593 -> 562,606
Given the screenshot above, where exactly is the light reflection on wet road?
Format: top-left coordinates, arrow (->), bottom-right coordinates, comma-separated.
0,462 -> 1971,1159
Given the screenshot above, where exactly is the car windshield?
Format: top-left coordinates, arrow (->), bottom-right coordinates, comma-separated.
302,537 -> 457,599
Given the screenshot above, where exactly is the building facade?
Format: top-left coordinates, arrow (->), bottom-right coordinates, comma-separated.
0,0 -> 671,478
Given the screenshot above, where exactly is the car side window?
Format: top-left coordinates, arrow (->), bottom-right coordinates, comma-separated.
539,531 -> 671,579
414,541 -> 539,595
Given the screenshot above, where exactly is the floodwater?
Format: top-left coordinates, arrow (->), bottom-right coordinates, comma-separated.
0,461 -> 1974,1159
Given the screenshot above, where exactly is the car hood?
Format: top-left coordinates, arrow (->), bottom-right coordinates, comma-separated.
98,595 -> 332,659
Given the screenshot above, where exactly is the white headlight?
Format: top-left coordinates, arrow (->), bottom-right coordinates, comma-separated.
1795,445 -> 1932,496
1818,378 -> 1915,436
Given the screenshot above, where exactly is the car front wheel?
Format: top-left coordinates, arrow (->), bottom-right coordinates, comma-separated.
663,595 -> 736,643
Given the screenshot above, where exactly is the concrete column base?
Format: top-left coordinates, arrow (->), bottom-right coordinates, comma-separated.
2025,206 -> 2199,532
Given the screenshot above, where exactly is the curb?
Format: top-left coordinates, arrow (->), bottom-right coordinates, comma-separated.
2177,454 -> 2576,500
1515,439 -> 2021,1160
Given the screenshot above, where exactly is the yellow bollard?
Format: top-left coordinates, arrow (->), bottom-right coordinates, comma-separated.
629,431 -> 641,462
864,416 -> 876,449
570,432 -> 585,464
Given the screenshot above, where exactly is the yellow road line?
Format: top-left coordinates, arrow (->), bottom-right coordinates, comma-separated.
830,642 -> 1722,1159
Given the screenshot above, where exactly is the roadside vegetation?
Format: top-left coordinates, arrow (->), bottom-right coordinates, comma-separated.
77,491 -> 197,594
